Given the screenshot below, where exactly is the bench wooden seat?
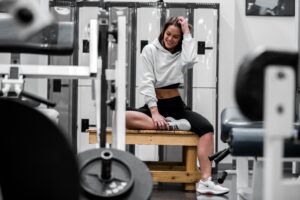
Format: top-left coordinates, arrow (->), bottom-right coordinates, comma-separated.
88,128 -> 201,191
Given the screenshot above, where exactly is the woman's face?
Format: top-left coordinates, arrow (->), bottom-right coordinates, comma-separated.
163,25 -> 181,52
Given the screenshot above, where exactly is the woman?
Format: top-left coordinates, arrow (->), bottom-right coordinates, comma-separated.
126,16 -> 229,195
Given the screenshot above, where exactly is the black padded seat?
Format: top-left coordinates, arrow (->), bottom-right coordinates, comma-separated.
221,107 -> 263,142
228,128 -> 300,157
221,107 -> 300,157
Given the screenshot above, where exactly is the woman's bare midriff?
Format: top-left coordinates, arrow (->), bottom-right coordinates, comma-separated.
155,88 -> 180,99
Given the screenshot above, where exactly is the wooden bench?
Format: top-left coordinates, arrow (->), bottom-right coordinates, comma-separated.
88,128 -> 201,191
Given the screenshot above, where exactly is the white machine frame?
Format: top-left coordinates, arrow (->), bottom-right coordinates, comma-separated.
235,65 -> 300,200
111,15 -> 126,151
0,14 -> 128,152
96,15 -> 127,151
263,65 -> 300,200
0,19 -> 98,94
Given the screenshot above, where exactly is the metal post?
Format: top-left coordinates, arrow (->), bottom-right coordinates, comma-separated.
263,66 -> 297,200
112,15 -> 126,151
98,9 -> 109,148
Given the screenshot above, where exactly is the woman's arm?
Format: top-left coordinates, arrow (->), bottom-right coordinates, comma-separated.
139,46 -> 157,107
177,17 -> 198,71
181,34 -> 198,70
139,45 -> 169,129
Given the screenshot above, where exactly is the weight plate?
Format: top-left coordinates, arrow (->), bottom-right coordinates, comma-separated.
235,48 -> 298,121
80,149 -> 134,199
0,98 -> 79,200
78,148 -> 153,200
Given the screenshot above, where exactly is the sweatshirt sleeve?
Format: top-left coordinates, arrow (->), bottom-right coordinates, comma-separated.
181,34 -> 198,73
139,45 -> 158,108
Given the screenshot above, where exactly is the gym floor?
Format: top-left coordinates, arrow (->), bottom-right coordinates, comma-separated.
151,173 -> 236,200
151,169 -> 299,200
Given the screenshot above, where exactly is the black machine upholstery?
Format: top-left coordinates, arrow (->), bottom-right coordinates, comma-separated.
220,107 -> 300,157
214,49 -> 300,160
221,107 -> 263,143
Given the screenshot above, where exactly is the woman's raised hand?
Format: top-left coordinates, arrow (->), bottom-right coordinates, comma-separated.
177,16 -> 190,34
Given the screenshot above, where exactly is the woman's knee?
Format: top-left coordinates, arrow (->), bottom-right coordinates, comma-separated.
191,123 -> 214,136
184,112 -> 214,134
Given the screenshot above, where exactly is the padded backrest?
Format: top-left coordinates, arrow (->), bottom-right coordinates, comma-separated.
220,107 -> 263,142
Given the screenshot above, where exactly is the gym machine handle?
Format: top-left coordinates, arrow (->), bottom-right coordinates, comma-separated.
217,171 -> 228,184
208,148 -> 227,161
208,148 -> 230,164
20,90 -> 56,108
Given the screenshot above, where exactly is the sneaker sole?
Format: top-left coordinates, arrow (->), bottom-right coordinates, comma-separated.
196,189 -> 229,195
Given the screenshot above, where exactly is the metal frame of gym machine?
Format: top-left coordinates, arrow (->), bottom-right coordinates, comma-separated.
0,2 -> 153,198
0,21 -> 98,76
263,62 -> 300,200
236,2 -> 300,199
0,0 -> 99,119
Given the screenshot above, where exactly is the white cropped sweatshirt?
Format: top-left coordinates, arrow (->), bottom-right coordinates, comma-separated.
139,33 -> 198,108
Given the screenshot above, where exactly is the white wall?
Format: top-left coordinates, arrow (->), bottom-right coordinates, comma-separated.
235,0 -> 298,67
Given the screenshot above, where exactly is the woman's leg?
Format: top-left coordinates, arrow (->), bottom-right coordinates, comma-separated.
126,111 -> 155,129
174,110 -> 214,179
197,132 -> 214,180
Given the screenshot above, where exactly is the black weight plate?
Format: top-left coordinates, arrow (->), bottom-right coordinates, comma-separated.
0,98 -> 79,200
80,150 -> 134,199
235,48 -> 298,121
78,148 -> 153,200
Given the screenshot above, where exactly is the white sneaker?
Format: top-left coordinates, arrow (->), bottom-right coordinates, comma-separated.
196,177 -> 229,195
166,117 -> 191,131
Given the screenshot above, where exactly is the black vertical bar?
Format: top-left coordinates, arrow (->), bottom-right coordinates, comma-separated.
98,10 -> 109,148
100,150 -> 112,180
297,0 -> 300,121
128,7 -> 137,154
158,5 -> 166,162
210,4 -> 220,175
129,7 -> 137,108
215,4 -> 220,155
71,5 -> 79,153
186,8 -> 193,108
160,6 -> 166,30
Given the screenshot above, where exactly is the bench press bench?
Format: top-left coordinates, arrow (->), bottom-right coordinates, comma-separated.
88,128 -> 201,191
